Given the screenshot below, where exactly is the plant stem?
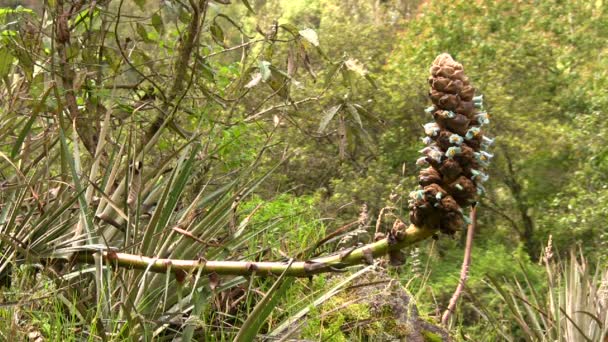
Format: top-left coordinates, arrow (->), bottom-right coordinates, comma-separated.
441,205 -> 477,326
65,224 -> 434,278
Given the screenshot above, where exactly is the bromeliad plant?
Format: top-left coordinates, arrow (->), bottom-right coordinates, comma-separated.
479,246 -> 608,342
0,1 -> 491,336
56,54 -> 494,278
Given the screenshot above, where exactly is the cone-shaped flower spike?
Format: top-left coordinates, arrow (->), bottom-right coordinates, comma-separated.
409,53 -> 493,235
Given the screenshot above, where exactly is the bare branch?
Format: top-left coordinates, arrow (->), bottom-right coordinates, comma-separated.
441,205 -> 477,326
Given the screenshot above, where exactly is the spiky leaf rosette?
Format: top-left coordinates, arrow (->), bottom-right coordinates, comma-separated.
409,53 -> 493,234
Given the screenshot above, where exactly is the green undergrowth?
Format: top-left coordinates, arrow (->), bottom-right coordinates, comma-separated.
240,193 -> 326,256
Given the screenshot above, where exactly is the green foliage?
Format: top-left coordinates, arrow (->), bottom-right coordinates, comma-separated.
481,249 -> 608,341
382,0 -> 608,258
0,0 -> 341,338
1,0 -> 607,340
241,193 -> 325,254
234,265 -> 295,342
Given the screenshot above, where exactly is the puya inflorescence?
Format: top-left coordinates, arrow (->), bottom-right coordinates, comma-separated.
408,53 -> 493,235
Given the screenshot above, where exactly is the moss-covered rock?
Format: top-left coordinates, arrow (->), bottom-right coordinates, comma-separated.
299,270 -> 452,341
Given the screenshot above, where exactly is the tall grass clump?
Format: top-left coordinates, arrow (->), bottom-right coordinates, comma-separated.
479,240 -> 608,342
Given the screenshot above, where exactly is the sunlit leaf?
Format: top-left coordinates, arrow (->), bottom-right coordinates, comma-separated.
259,60 -> 271,82
299,28 -> 319,47
318,104 -> 342,133
344,58 -> 367,76
245,72 -> 262,88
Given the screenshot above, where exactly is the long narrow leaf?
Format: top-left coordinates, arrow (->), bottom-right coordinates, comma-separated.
234,259 -> 295,342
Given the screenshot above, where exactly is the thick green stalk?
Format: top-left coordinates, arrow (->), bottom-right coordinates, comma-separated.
67,224 -> 434,278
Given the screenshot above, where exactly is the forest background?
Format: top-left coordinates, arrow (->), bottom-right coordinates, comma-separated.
0,0 -> 607,341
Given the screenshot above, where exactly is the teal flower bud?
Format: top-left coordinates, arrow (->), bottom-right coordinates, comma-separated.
481,135 -> 494,147
425,106 -> 435,114
476,112 -> 490,125
410,189 -> 425,200
445,146 -> 462,158
480,151 -> 493,161
471,169 -> 489,182
465,127 -> 481,140
448,134 -> 464,145
473,152 -> 490,167
435,192 -> 443,201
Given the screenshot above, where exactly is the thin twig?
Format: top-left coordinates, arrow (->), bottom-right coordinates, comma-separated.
441,204 -> 477,326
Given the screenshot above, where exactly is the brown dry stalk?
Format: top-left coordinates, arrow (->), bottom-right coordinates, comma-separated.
441,205 -> 477,325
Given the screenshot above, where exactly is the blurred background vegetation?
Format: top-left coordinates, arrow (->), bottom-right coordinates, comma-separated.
0,0 -> 606,340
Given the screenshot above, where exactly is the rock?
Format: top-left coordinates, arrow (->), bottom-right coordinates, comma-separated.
298,270 -> 452,341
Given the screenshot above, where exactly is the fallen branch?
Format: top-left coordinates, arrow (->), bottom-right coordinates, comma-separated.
441,204 -> 477,326
56,223 -> 434,279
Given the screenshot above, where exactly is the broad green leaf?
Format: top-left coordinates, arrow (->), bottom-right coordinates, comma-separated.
72,7 -> 98,28
178,8 -> 191,24
210,22 -> 224,46
197,58 -> 215,82
267,67 -> 289,99
134,0 -> 146,11
318,104 -> 342,133
135,23 -> 152,42
151,13 -> 164,34
341,68 -> 354,90
0,7 -> 33,16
